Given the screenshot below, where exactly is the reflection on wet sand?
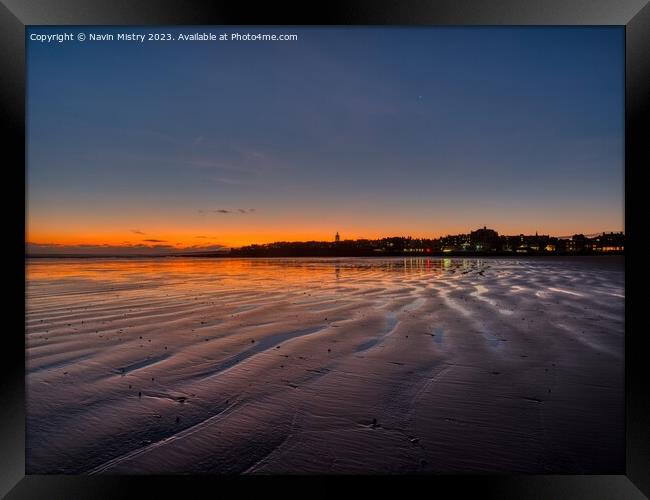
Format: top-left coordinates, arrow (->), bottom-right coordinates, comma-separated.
26,256 -> 624,474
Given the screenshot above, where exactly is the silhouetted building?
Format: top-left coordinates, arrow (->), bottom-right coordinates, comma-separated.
515,231 -> 550,252
593,232 -> 624,252
567,234 -> 588,252
439,233 -> 470,252
470,226 -> 500,251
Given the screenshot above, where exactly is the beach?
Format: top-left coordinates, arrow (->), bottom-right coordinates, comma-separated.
25,256 -> 624,474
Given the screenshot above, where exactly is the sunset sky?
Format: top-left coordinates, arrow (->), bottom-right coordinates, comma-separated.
27,27 -> 624,254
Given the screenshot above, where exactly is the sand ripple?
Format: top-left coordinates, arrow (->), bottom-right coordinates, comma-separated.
26,256 -> 624,474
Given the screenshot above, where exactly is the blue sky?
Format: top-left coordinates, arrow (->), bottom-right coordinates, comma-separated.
26,26 -> 624,251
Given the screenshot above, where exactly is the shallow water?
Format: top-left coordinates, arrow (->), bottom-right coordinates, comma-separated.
26,256 -> 624,474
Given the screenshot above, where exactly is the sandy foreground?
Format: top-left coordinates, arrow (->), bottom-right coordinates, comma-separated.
25,256 -> 624,474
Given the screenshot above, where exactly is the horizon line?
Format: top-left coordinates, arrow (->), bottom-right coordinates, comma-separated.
26,228 -> 625,256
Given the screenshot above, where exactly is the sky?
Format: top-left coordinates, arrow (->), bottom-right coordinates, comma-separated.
27,27 -> 624,253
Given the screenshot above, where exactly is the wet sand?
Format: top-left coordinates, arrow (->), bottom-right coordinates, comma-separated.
26,256 -> 624,474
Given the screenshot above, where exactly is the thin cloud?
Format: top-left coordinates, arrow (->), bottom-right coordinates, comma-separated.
143,239 -> 167,243
26,241 -> 229,256
200,208 -> 255,214
131,229 -> 146,235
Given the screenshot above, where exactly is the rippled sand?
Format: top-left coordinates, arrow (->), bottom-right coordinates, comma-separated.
26,256 -> 624,474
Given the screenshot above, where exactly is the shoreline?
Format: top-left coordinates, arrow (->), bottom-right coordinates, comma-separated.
26,252 -> 625,259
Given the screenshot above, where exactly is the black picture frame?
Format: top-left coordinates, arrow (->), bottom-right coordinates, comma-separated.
3,1 -> 649,497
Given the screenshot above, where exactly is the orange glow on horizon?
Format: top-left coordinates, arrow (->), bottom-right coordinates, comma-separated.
26,223 -> 625,251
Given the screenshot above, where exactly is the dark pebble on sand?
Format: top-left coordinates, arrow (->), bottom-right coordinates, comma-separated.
491,371 -> 501,375
410,438 -> 420,444
251,339 -> 255,343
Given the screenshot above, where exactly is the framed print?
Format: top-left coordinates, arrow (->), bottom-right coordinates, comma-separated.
2,0 -> 649,498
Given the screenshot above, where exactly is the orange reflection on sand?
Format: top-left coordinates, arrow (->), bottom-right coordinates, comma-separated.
27,256 -> 463,288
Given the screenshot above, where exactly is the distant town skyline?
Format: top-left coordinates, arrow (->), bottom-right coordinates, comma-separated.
27,226 -> 625,256
27,27 -> 624,254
